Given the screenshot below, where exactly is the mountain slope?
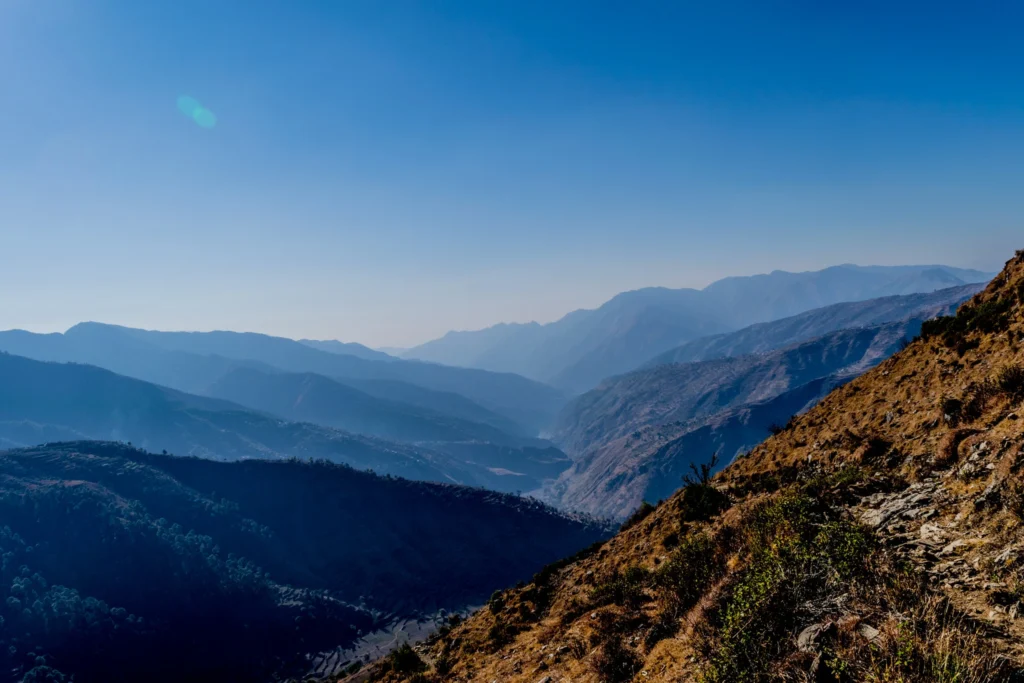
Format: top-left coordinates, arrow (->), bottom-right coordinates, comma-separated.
648,283 -> 983,367
369,251 -> 1024,683
550,321 -> 920,517
404,264 -> 992,393
0,441 -> 608,682
546,284 -> 980,517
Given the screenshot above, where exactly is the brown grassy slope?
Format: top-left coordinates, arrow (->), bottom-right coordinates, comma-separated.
355,250 -> 1024,683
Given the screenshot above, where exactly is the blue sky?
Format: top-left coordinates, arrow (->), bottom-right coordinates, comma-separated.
2,1 -> 1022,347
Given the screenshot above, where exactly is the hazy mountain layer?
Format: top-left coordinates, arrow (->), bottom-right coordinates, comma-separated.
647,282 -> 983,367
204,367 -> 526,446
0,353 -> 558,492
0,323 -> 565,434
404,264 -> 992,393
299,338 -> 396,361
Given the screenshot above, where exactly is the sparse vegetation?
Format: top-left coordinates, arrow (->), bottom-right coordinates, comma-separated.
921,297 -> 1013,354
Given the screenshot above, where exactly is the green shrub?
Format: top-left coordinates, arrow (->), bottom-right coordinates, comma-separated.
591,565 -> 651,609
701,490 -> 876,683
487,617 -> 520,649
921,298 -> 1012,354
654,534 -> 722,612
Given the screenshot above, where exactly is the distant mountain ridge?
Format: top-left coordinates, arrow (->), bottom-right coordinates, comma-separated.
403,264 -> 992,393
646,282 -> 985,366
0,352 -> 562,493
299,338 -> 396,361
0,322 -> 565,434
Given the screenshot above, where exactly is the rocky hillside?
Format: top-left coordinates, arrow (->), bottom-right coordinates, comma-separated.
364,250 -> 1024,683
0,442 -> 608,682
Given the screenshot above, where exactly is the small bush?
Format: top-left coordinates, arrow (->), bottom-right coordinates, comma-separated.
620,501 -> 656,531
1004,481 -> 1024,520
486,618 -> 520,649
996,364 -> 1024,403
678,453 -> 730,522
655,534 -> 721,609
921,298 -> 1012,354
962,381 -> 997,423
381,643 -> 426,676
941,397 -> 964,424
487,590 -> 505,614
591,634 -> 642,683
591,565 -> 651,609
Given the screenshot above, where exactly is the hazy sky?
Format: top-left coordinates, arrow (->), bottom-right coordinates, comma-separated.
2,1 -> 1022,347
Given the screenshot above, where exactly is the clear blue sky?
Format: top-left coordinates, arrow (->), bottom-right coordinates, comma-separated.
2,1 -> 1022,347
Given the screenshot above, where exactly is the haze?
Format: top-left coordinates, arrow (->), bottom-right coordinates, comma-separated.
2,1 -> 1022,347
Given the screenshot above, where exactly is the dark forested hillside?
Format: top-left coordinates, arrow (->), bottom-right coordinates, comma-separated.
0,442 -> 608,683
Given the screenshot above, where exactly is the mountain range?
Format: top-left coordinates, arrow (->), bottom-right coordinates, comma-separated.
0,323 -> 564,434
403,264 -> 992,393
545,283 -> 981,517
0,441 -> 607,682
368,250 -> 1024,683
0,352 -> 565,493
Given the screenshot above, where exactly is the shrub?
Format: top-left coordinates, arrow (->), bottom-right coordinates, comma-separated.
996,364 -> 1024,403
941,397 -> 964,425
1004,481 -> 1024,520
962,381 -> 997,423
381,644 -> 426,676
486,618 -> 520,649
591,634 -> 642,683
591,565 -> 651,609
620,501 -> 656,531
921,298 -> 1012,354
487,590 -> 505,614
678,453 -> 730,522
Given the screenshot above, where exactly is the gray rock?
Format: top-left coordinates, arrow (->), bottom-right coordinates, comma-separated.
857,623 -> 881,642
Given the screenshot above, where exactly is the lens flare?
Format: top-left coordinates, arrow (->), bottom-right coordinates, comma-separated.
176,95 -> 217,129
